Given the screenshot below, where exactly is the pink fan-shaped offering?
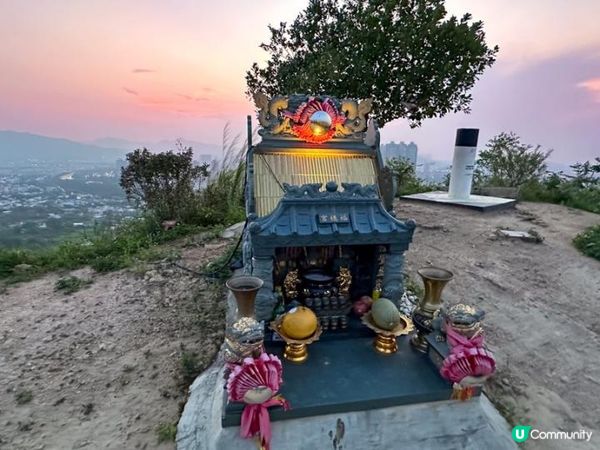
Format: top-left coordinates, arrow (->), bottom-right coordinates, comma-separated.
227,353 -> 283,402
226,353 -> 289,450
440,326 -> 496,385
441,346 -> 496,383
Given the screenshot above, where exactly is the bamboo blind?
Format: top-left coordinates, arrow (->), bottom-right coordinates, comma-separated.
253,152 -> 378,216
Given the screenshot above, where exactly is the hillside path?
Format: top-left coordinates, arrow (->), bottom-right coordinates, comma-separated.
396,200 -> 600,450
0,238 -> 230,450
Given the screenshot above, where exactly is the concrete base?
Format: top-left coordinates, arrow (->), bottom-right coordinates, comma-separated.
177,356 -> 517,450
401,191 -> 516,212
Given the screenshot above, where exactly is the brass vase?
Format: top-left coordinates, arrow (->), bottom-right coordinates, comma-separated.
411,267 -> 453,353
226,276 -> 264,319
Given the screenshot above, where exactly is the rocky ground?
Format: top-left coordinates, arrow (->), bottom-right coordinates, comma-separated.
396,200 -> 600,450
0,236 -> 231,450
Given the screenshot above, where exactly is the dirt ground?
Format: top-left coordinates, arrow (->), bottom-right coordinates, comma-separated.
0,237 -> 231,450
1,201 -> 599,450
396,200 -> 600,450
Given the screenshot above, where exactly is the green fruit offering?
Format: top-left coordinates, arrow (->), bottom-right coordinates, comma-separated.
371,298 -> 401,330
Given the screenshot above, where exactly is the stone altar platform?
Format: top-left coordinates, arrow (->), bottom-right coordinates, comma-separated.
177,290 -> 515,449
401,191 -> 516,212
177,353 -> 516,450
223,334 -> 455,426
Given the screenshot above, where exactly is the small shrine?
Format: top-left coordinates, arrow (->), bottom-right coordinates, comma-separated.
242,94 -> 414,321
219,94 -> 498,449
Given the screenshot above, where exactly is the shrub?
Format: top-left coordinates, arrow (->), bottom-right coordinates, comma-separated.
387,157 -> 443,196
15,390 -> 33,405
573,225 -> 600,261
0,216 -> 209,283
54,276 -> 93,294
120,145 -> 210,222
476,132 -> 552,188
195,128 -> 247,226
519,158 -> 600,214
180,351 -> 202,386
156,422 -> 177,443
120,130 -> 246,228
90,256 -> 128,273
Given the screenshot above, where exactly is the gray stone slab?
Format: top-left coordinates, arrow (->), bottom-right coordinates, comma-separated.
401,191 -> 516,212
221,221 -> 245,239
223,336 -> 455,427
177,355 -> 516,450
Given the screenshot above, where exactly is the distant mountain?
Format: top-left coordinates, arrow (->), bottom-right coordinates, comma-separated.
0,131 -> 126,163
90,137 -> 220,158
90,137 -> 143,151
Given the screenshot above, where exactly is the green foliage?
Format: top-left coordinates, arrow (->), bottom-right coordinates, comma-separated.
184,133 -> 246,227
573,225 -> 600,261
201,241 -> 241,280
386,157 -> 443,196
120,144 -> 210,222
180,351 -> 202,386
387,157 -> 415,194
120,129 -> 246,229
15,390 -> 33,405
54,276 -> 93,294
156,422 -> 177,443
571,159 -> 600,186
476,132 -> 552,188
519,157 -> 600,214
246,0 -> 498,126
403,273 -> 424,299
0,216 -> 209,283
90,255 -> 128,273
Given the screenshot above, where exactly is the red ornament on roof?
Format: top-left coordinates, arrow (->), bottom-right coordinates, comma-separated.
285,97 -> 345,143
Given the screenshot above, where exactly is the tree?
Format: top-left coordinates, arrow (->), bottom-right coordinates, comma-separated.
246,0 -> 498,127
476,132 -> 552,187
120,146 -> 209,221
386,157 -> 441,195
387,157 -> 416,194
570,157 -> 600,188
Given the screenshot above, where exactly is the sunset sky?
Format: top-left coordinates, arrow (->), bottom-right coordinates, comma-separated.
1,0 -> 599,163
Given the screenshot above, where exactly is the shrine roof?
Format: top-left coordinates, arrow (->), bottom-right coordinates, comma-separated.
248,182 -> 415,250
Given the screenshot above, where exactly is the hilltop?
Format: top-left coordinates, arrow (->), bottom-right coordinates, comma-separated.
0,200 -> 598,449
396,200 -> 600,449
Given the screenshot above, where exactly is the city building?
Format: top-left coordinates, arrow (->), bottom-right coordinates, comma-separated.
383,141 -> 418,166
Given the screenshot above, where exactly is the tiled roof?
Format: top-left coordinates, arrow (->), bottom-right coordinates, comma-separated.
249,183 -> 415,250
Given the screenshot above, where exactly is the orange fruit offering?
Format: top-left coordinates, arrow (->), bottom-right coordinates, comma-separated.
281,306 -> 318,339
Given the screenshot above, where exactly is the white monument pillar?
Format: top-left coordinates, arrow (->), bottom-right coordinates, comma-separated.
448,128 -> 479,200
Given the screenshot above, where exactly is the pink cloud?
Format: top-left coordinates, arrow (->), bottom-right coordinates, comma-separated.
135,94 -> 218,117
177,93 -> 209,102
578,77 -> 600,102
123,87 -> 139,96
132,68 -> 156,74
